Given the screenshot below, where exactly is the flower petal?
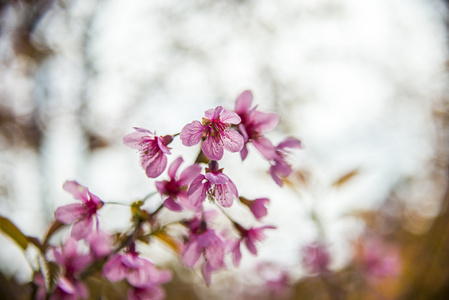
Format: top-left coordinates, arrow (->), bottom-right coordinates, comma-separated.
167,157 -> 183,179
204,106 -> 223,120
222,129 -> 244,153
55,203 -> 86,224
183,240 -> 201,268
202,137 -> 224,161
163,196 -> 183,212
71,216 -> 94,240
204,172 -> 229,185
277,137 -> 302,150
220,109 -> 241,125
178,164 -> 202,186
145,152 -> 167,178
253,111 -> 280,132
63,181 -> 88,202
180,121 -> 205,146
253,137 -> 276,160
123,131 -> 148,149
235,90 -> 253,115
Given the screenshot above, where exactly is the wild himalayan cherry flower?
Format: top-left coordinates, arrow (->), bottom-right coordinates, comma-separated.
182,212 -> 225,285
269,137 -> 302,186
180,106 -> 244,161
103,244 -> 172,288
231,225 -> 276,267
123,127 -> 173,178
239,197 -> 270,220
34,273 -> 88,300
55,181 -> 104,240
128,282 -> 168,300
35,238 -> 91,300
155,157 -> 201,212
301,242 -> 331,274
85,230 -> 113,259
187,160 -> 238,210
53,238 -> 92,278
234,90 -> 280,161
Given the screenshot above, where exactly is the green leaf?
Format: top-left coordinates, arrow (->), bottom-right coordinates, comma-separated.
0,215 -> 29,250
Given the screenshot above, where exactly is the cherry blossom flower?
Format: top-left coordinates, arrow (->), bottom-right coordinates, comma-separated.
155,157 -> 201,212
180,106 -> 244,161
239,197 -> 270,220
55,181 -> 104,240
123,127 -> 173,178
182,212 -> 226,284
85,230 -> 113,259
34,273 -> 88,300
187,161 -> 238,210
103,244 -> 171,288
301,242 -> 331,274
269,137 -> 302,186
53,238 -> 92,278
231,225 -> 276,267
234,90 -> 280,161
128,283 -> 167,300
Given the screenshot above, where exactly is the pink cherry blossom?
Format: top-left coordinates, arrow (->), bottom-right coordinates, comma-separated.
301,242 -> 331,274
86,230 -> 113,259
55,181 -> 104,240
155,157 -> 201,212
103,245 -> 171,288
187,161 -> 238,210
269,137 -> 302,186
234,90 -> 280,161
240,197 -> 270,220
123,127 -> 173,178
53,238 -> 92,277
231,225 -> 276,267
128,284 -> 167,300
34,273 -> 88,300
182,212 -> 226,285
180,106 -> 244,161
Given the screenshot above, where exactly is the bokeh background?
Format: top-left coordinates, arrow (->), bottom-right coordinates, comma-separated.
1,0 -> 449,299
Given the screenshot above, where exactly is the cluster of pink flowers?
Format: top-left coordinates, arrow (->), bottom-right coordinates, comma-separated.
34,91 -> 301,299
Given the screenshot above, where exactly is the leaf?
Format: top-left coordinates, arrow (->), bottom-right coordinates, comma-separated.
0,215 -> 29,250
332,169 -> 359,187
153,230 -> 181,254
43,220 -> 65,249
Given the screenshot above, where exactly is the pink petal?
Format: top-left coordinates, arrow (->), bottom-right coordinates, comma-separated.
202,263 -> 213,286
220,109 -> 241,125
87,192 -> 103,207
235,90 -> 253,115
253,137 -> 276,160
127,267 -> 150,287
222,129 -> 244,153
63,181 -> 88,202
55,203 -> 86,224
157,136 -> 172,154
133,127 -> 154,135
187,175 -> 205,196
71,216 -> 94,240
180,121 -> 205,146
145,152 -> 167,178
61,238 -> 78,259
240,144 -> 249,161
123,131 -> 148,149
155,181 -> 166,195
253,111 -> 280,132
204,172 -> 229,185
103,255 -> 126,282
204,106 -> 223,120
202,137 -> 224,161
278,137 -> 302,150
270,167 -> 283,186
178,164 -> 202,186
167,157 -> 183,179
163,196 -> 183,212
231,240 -> 242,267
58,276 -> 76,294
183,240 -> 201,268
250,198 -> 269,220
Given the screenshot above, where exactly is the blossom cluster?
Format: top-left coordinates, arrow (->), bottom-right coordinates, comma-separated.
29,90 -> 301,299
